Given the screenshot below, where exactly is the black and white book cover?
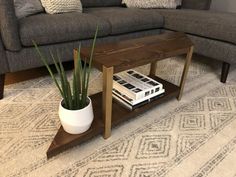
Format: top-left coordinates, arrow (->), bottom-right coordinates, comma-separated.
112,89 -> 165,110
112,87 -> 165,106
113,69 -> 164,100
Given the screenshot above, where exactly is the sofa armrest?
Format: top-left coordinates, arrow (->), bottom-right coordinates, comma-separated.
0,0 -> 22,51
181,0 -> 212,10
0,36 -> 9,74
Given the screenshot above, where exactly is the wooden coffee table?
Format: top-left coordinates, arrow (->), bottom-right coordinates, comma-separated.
47,32 -> 194,158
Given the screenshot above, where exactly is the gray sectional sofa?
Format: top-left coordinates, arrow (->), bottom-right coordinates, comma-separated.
0,0 -> 236,99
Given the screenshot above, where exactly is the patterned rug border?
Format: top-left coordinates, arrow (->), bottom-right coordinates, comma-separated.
53,81 -> 236,177
191,135 -> 236,177
5,64 -> 235,177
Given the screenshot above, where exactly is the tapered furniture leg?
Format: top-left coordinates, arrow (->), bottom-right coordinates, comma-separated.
150,61 -> 157,76
0,74 -> 5,100
221,62 -> 230,83
102,66 -> 114,139
178,46 -> 194,100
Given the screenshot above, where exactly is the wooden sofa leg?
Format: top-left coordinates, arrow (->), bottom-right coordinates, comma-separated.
221,62 -> 230,83
0,74 -> 5,99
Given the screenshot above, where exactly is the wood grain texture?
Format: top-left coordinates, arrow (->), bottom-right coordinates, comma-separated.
47,76 -> 180,158
102,66 -> 114,139
150,61 -> 158,76
47,32 -> 194,158
178,46 -> 194,100
81,32 -> 193,73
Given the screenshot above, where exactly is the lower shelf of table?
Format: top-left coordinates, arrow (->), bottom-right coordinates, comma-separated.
46,75 -> 180,158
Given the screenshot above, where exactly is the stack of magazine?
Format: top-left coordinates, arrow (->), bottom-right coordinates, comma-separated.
112,69 -> 165,110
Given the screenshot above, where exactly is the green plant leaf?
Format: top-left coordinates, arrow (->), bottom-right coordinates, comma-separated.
81,56 -> 87,108
49,50 -> 69,108
72,70 -> 79,109
76,46 -> 82,101
84,26 -> 99,99
57,52 -> 74,109
33,42 -> 64,100
67,80 -> 73,109
33,26 -> 98,110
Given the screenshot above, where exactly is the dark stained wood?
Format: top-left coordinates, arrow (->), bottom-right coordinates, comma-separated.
81,32 -> 193,73
221,62 -> 230,83
47,32 -> 193,158
110,76 -> 180,126
46,76 -> 179,158
5,61 -> 74,85
47,116 -> 104,158
0,74 -> 5,99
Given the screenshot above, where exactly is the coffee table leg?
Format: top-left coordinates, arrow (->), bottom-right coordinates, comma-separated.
102,66 -> 114,139
150,61 -> 157,76
178,46 -> 194,100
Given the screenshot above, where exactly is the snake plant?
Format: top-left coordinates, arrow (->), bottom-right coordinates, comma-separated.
34,27 -> 98,110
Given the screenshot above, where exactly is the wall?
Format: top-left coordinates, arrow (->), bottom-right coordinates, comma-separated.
210,0 -> 236,12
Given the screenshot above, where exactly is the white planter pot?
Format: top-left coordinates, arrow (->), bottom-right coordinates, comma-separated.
59,97 -> 94,134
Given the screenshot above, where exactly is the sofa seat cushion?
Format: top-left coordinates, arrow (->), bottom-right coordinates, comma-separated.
158,9 -> 236,44
85,7 -> 164,35
19,12 -> 111,46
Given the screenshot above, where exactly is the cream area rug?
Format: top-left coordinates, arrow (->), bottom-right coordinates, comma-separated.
0,55 -> 236,177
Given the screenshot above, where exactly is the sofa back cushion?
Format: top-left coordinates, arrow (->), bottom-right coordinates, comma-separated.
0,0 -> 21,51
81,0 -> 122,7
181,0 -> 212,10
19,12 -> 111,47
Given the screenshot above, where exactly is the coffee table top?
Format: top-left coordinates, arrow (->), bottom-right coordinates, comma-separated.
81,32 -> 193,73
